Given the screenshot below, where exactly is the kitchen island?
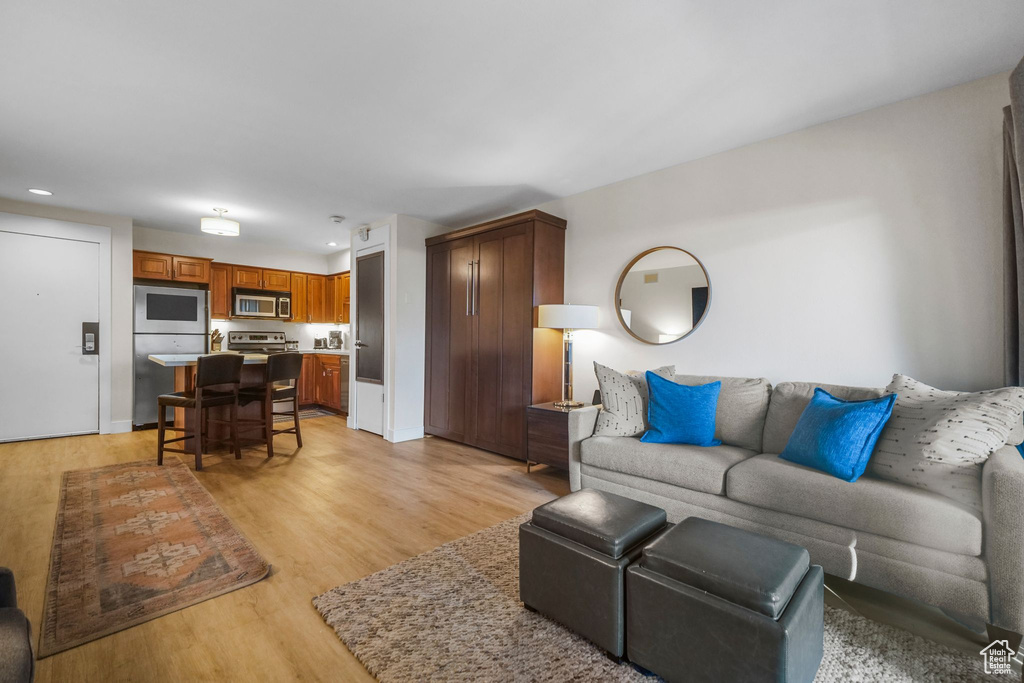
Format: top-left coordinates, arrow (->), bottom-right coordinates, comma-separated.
148,352 -> 347,449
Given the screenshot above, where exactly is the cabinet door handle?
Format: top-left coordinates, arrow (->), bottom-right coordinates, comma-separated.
472,259 -> 479,315
466,261 -> 472,315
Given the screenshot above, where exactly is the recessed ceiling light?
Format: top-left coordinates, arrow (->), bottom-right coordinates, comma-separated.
28,188 -> 52,196
326,241 -> 338,247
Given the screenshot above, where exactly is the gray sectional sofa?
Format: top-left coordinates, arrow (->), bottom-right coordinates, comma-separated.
567,375 -> 1024,636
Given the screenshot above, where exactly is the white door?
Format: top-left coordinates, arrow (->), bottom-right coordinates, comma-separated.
0,230 -> 101,441
354,249 -> 385,435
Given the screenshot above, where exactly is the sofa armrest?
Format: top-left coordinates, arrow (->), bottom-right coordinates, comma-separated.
0,568 -> 15,610
568,405 -> 601,492
983,445 -> 1024,633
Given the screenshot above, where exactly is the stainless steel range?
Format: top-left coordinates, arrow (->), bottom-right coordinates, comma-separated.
227,331 -> 287,354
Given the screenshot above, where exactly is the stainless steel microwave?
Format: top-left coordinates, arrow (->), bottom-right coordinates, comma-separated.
233,289 -> 291,319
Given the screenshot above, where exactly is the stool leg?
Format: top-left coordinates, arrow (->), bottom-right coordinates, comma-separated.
231,399 -> 242,459
264,393 -> 275,459
293,398 -> 302,447
157,405 -> 166,466
193,403 -> 203,471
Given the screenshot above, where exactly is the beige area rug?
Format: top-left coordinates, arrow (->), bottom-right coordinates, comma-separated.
39,457 -> 269,657
314,514 -> 998,682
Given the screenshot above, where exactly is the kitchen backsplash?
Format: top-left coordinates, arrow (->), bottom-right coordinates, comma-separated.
211,319 -> 350,350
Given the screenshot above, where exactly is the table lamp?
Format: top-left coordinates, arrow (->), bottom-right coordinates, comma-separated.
538,304 -> 599,408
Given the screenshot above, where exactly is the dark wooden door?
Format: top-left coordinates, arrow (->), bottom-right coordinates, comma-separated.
470,224 -> 532,459
424,237 -> 475,442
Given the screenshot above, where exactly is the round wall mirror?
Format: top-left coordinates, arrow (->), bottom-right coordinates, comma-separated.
614,246 -> 711,345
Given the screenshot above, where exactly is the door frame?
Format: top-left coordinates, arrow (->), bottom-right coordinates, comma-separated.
348,223 -> 391,437
0,212 -> 113,435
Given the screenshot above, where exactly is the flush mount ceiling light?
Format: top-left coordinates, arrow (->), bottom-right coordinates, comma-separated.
28,188 -> 53,195
200,207 -> 240,236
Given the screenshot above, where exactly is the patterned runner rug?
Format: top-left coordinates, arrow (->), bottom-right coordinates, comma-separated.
314,514 -> 998,682
39,457 -> 269,657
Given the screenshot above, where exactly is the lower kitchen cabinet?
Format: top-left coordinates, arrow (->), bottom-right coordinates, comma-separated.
298,354 -> 349,414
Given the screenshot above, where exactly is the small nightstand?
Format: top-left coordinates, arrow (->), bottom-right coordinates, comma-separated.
526,402 -> 591,473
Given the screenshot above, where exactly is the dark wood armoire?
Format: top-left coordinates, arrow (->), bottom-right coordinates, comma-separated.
424,210 -> 566,460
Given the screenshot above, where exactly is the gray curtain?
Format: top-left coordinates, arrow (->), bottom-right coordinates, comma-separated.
1005,57 -> 1024,386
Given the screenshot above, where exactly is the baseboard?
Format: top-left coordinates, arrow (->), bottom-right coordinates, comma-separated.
104,420 -> 133,435
386,426 -> 424,443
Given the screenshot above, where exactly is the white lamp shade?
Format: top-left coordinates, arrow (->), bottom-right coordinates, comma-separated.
200,216 -> 240,236
537,304 -> 599,329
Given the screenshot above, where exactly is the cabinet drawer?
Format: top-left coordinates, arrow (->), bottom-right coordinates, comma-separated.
317,354 -> 342,367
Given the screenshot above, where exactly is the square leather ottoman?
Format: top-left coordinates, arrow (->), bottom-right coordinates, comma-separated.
627,517 -> 823,683
519,488 -> 667,657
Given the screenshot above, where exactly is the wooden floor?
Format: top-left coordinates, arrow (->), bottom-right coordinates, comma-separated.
0,416 -> 568,682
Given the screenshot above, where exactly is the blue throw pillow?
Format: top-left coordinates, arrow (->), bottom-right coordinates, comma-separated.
641,372 -> 722,446
780,388 -> 897,482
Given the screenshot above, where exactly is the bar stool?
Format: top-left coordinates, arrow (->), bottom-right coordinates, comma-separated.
238,352 -> 304,458
157,353 -> 244,471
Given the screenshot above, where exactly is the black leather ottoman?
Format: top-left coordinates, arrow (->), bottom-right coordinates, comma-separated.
519,488 -> 667,657
627,518 -> 823,683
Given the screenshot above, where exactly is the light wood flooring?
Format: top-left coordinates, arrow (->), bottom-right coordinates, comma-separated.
0,416 -> 568,682
0,415 -> 1010,680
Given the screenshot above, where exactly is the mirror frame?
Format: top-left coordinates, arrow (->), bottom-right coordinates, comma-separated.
614,246 -> 712,345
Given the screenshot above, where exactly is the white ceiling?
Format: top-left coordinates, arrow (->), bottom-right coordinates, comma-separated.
1,1 -> 1022,254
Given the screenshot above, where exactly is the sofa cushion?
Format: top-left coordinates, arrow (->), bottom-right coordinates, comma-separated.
727,454 -> 982,556
870,374 -> 1024,511
581,436 -> 755,496
761,382 -> 884,455
673,374 -> 772,452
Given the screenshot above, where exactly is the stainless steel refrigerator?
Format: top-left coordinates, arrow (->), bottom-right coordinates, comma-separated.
133,284 -> 208,427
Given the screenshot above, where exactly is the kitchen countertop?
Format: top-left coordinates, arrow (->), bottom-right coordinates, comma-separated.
297,349 -> 350,355
149,353 -> 270,367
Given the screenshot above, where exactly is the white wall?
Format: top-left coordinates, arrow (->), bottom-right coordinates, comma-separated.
536,71 -> 1011,400
0,197 -> 134,430
389,215 -> 450,441
327,248 -> 351,273
134,225 -> 330,273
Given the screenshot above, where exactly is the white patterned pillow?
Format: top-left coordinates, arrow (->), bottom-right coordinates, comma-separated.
870,374 -> 1024,510
593,363 -> 674,437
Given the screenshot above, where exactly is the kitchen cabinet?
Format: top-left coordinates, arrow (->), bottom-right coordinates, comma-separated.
336,272 -> 351,323
232,266 -> 290,291
308,275 -> 327,323
133,250 -> 211,284
326,274 -> 337,325
316,355 -> 342,410
210,263 -> 232,319
291,272 -> 308,322
424,210 -> 565,461
299,353 -> 318,405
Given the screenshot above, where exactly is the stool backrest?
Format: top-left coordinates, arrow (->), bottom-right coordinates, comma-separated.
196,353 -> 245,388
266,352 -> 303,383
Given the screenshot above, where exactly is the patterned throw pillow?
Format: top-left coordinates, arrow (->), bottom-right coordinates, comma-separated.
870,374 -> 1024,510
593,363 -> 674,437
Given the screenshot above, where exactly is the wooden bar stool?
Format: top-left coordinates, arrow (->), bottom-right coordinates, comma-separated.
239,352 -> 304,458
157,353 -> 244,471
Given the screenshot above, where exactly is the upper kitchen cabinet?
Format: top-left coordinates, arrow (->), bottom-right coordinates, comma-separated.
337,272 -> 351,323
232,266 -> 290,291
307,275 -> 328,323
290,272 -> 308,322
263,269 -> 291,290
210,263 -> 232,319
133,250 -> 211,284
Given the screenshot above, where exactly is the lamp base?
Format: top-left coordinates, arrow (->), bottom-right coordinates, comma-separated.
554,400 -> 584,409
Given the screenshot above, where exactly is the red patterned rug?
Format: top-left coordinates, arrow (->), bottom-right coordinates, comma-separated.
39,457 -> 269,657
